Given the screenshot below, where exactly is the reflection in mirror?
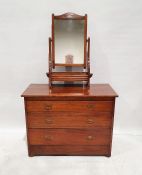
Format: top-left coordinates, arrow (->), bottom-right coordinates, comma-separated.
54,19 -> 84,64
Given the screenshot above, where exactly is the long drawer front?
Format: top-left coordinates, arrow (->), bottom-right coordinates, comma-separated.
29,129 -> 111,145
30,145 -> 109,156
26,101 -> 113,112
27,112 -> 112,128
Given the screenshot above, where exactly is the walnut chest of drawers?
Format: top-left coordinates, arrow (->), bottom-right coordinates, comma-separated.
21,84 -> 118,157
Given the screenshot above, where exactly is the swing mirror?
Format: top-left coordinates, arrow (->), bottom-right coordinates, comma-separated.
52,13 -> 87,67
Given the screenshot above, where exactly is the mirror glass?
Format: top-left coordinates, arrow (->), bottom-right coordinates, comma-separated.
54,19 -> 84,64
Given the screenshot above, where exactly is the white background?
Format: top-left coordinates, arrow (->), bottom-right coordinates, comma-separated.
0,0 -> 142,134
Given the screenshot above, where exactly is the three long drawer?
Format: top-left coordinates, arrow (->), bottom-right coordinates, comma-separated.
27,112 -> 112,128
26,100 -> 113,156
28,128 -> 111,145
26,101 -> 113,112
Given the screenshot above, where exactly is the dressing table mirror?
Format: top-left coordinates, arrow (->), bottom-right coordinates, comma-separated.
21,13 -> 118,157
46,13 -> 93,87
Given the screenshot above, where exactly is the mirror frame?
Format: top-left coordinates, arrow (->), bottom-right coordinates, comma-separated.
52,13 -> 87,68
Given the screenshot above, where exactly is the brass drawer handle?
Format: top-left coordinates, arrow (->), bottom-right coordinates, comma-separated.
87,119 -> 94,124
87,104 -> 94,109
45,118 -> 53,124
45,105 -> 52,111
87,135 -> 93,140
44,135 -> 52,140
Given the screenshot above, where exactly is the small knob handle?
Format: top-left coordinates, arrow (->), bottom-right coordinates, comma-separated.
45,105 -> 52,111
87,104 -> 94,109
45,118 -> 53,124
44,135 -> 52,140
87,135 -> 93,140
87,118 -> 94,124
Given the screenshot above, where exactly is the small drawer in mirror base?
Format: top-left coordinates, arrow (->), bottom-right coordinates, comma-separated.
28,145 -> 111,157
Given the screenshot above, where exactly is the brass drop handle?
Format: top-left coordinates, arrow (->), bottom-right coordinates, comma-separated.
87,135 -> 93,140
45,105 -> 52,111
44,135 -> 52,140
87,118 -> 94,124
45,118 -> 53,124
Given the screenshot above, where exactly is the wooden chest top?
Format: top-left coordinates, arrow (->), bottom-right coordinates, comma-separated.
21,84 -> 118,98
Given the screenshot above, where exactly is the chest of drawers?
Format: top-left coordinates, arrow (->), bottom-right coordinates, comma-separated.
21,84 -> 118,157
